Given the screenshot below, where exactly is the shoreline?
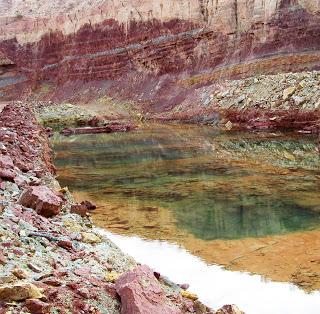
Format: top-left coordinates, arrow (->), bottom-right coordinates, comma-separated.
0,103 -> 237,313
53,123 -> 320,294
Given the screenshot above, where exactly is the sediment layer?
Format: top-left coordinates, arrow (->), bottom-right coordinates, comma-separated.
0,0 -> 320,105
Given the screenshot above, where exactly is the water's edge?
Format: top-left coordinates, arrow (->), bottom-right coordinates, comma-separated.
100,229 -> 320,314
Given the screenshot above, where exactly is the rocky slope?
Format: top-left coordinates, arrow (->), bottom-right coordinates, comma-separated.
0,0 -> 319,110
0,103 -> 244,313
158,70 -> 320,132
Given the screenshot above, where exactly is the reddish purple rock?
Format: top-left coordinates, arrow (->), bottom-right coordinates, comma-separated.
57,240 -> 73,251
70,204 -> 88,216
80,200 -> 96,211
0,168 -> 16,181
0,155 -> 14,168
42,278 -> 62,287
25,299 -> 51,314
27,263 -> 42,273
216,304 -> 244,314
115,265 -> 181,314
18,186 -> 62,217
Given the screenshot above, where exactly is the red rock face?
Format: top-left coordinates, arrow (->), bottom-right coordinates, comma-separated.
0,1 -> 319,105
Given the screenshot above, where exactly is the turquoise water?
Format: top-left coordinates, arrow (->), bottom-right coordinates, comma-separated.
52,124 -> 320,240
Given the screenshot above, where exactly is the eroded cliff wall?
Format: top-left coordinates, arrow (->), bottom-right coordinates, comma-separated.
0,0 -> 319,105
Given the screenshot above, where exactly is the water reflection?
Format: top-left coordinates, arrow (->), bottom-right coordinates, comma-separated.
52,124 -> 320,240
101,230 -> 320,314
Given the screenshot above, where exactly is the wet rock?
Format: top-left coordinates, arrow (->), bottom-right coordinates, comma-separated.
116,265 -> 181,314
81,200 -> 96,211
18,186 -> 62,217
216,305 -> 245,314
0,282 -> 43,301
25,299 -> 51,314
70,203 -> 88,216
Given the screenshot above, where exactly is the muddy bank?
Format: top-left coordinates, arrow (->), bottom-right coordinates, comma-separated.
0,103 -> 242,313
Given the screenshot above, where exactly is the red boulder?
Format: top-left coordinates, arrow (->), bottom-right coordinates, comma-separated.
115,265 -> 181,314
18,186 -> 62,217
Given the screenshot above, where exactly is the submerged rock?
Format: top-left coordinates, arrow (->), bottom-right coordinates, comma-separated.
81,200 -> 97,211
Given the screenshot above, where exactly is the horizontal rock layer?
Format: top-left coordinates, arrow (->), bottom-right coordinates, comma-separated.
0,0 -> 319,103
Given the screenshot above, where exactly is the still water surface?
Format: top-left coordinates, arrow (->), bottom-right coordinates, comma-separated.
101,230 -> 320,314
52,124 -> 320,240
52,124 -> 320,313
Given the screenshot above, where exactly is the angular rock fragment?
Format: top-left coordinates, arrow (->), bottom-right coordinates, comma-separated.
70,203 -> 88,216
180,290 -> 198,300
25,299 -> 51,314
0,168 -> 16,181
80,232 -> 101,244
0,155 -> 14,168
216,304 -> 245,314
18,186 -> 62,217
80,200 -> 96,210
0,281 -> 43,301
283,86 -> 296,100
12,268 -> 29,279
116,265 -> 181,314
57,239 -> 73,250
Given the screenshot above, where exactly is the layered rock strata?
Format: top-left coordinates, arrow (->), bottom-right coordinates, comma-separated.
0,0 -> 319,106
